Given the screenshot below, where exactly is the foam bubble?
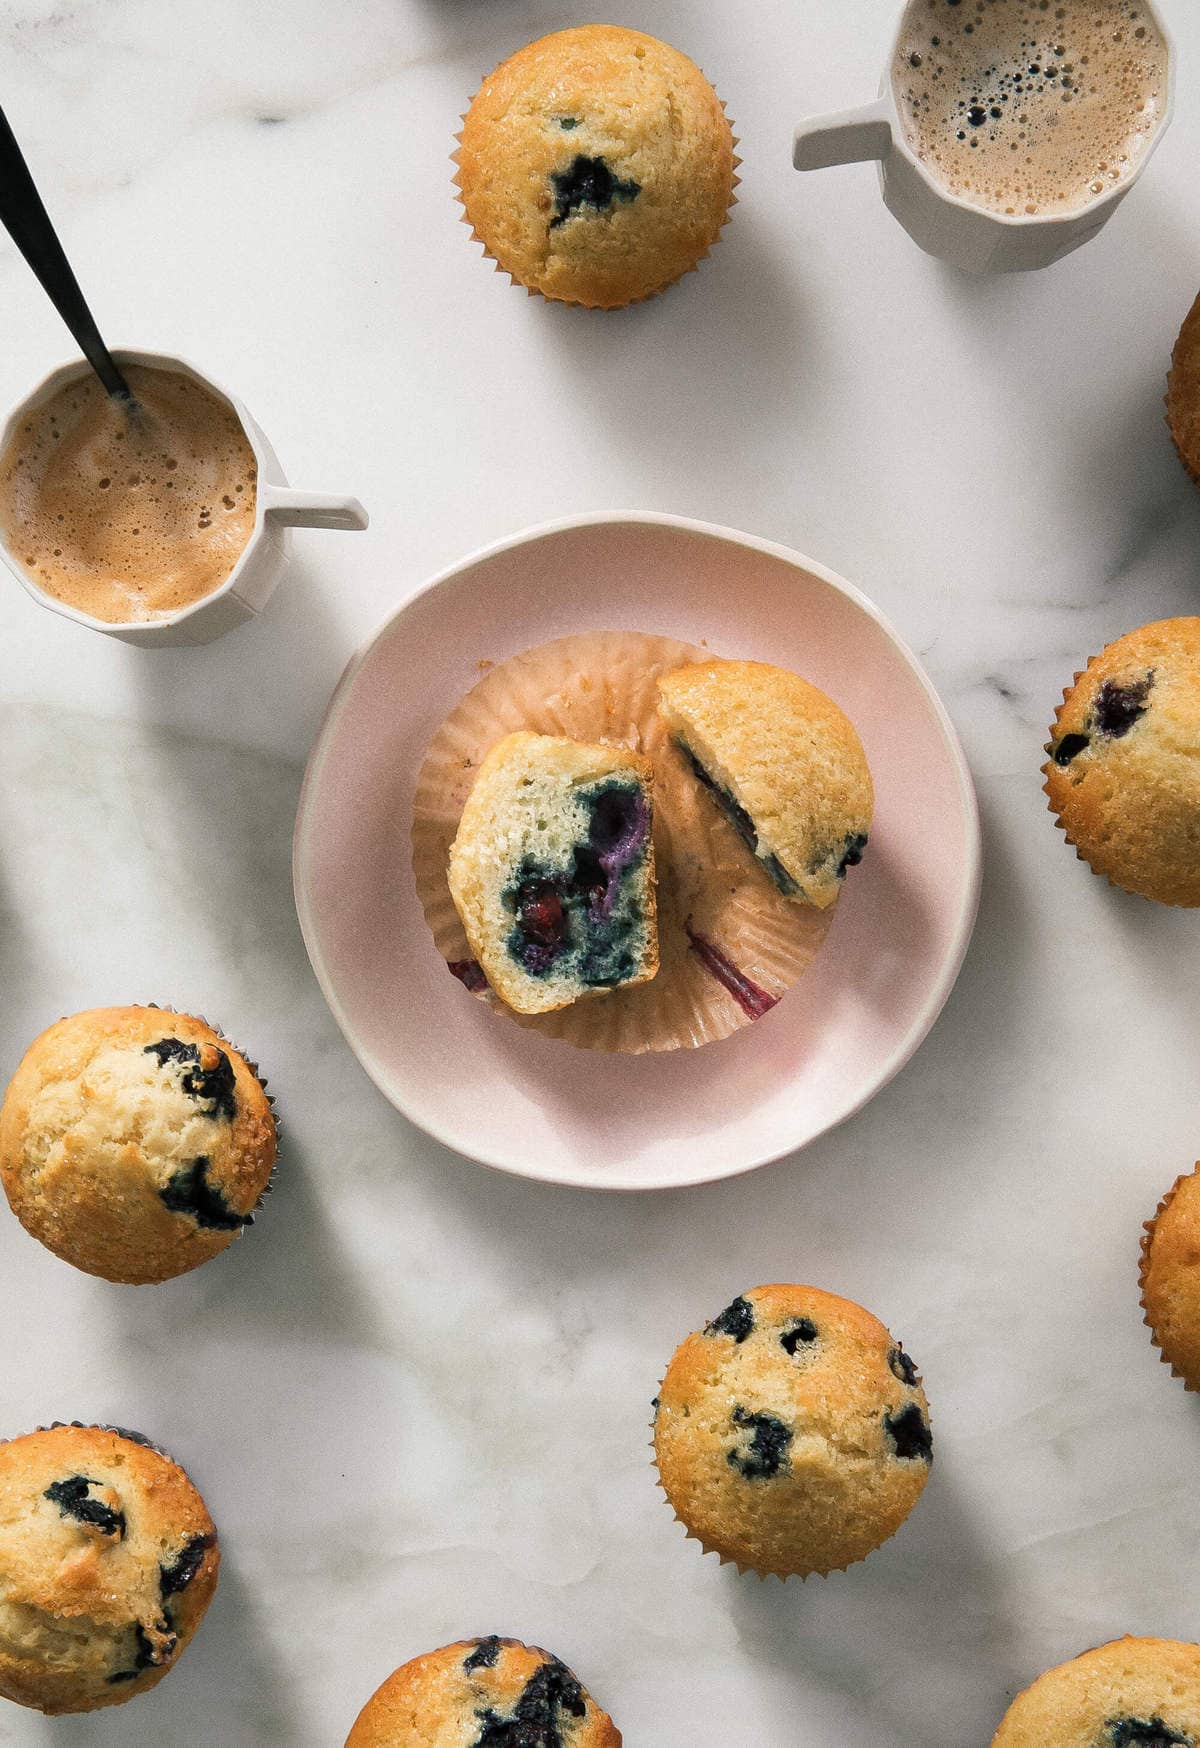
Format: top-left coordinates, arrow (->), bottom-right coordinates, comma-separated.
893,0 -> 1168,216
0,365 -> 257,624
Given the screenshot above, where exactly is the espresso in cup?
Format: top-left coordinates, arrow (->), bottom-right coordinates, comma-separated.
0,363 -> 257,624
893,0 -> 1169,218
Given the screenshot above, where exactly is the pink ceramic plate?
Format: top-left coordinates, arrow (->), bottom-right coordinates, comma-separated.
293,514 -> 980,1190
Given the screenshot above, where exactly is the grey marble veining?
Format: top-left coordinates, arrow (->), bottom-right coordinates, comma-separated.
0,2 -> 1199,1743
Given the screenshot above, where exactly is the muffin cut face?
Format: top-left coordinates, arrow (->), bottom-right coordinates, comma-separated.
447,733 -> 659,1016
658,660 -> 874,908
0,1006 -> 277,1283
653,1284 -> 931,1577
344,1636 -> 622,1747
0,1425 -> 218,1714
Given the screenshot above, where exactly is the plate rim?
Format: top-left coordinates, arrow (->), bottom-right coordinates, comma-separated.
293,509 -> 983,1191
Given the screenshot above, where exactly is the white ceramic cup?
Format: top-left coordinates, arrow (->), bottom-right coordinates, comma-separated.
0,349 -> 368,646
793,1 -> 1174,274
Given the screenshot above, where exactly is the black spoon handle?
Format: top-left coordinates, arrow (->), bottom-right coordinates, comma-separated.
0,102 -> 131,400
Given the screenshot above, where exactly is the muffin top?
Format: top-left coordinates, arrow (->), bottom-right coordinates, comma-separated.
1168,290 -> 1200,484
991,1636 -> 1200,1746
0,1423 -> 218,1715
345,1637 -> 621,1747
1044,619 -> 1200,906
0,1005 -> 276,1284
657,660 -> 873,908
456,25 -> 735,309
1141,1165 -> 1200,1391
653,1284 -> 932,1577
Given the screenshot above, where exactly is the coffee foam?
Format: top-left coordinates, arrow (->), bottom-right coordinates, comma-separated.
893,0 -> 1168,217
0,364 -> 258,624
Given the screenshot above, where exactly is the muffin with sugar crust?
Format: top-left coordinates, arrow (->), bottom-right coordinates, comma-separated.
345,1636 -> 621,1746
455,25 -> 735,309
990,1635 -> 1200,1746
0,1422 -> 218,1714
653,1284 -> 932,1578
658,659 -> 873,908
1044,618 -> 1200,906
0,1005 -> 276,1284
1140,1162 -> 1200,1391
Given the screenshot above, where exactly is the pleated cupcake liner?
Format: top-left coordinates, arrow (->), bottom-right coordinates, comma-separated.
143,1001 -> 280,1221
452,64 -> 739,311
1139,1165 -> 1200,1390
412,632 -> 837,1054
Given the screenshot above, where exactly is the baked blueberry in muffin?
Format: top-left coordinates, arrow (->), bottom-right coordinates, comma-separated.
0,1006 -> 277,1283
344,1636 -> 621,1746
1044,619 -> 1200,906
447,733 -> 659,1016
653,1284 -> 932,1577
658,660 -> 874,908
0,1424 -> 218,1714
990,1637 -> 1200,1746
455,25 -> 735,309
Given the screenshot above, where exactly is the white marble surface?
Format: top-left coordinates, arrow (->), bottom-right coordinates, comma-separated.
0,1 -> 1199,1742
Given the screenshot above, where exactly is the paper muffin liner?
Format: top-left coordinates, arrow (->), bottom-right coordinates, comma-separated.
144,1001 -> 279,1220
1139,1165 -> 1200,1389
452,65 -> 739,310
412,632 -> 837,1054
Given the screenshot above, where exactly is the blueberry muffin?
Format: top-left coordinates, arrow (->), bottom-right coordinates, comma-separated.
0,1423 -> 218,1714
1140,1163 -> 1200,1391
447,733 -> 659,1016
1168,290 -> 1200,485
345,1637 -> 621,1746
0,1006 -> 277,1284
1044,619 -> 1200,906
455,25 -> 735,309
658,660 -> 873,908
653,1285 -> 932,1578
991,1636 -> 1200,1745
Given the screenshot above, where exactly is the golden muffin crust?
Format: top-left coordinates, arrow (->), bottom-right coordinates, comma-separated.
1141,1164 -> 1200,1391
1168,290 -> 1200,484
0,1424 -> 217,1714
657,660 -> 874,908
991,1636 -> 1200,1746
653,1285 -> 932,1578
0,1006 -> 276,1284
345,1637 -> 622,1747
1044,619 -> 1200,906
456,25 -> 735,309
447,732 -> 658,1016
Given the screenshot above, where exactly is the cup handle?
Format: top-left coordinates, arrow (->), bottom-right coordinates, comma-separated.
262,485 -> 369,531
793,98 -> 891,171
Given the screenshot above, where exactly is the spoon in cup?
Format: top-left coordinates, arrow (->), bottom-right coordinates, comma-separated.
0,101 -> 134,404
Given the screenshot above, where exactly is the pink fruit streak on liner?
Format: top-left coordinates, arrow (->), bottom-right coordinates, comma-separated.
685,926 -> 778,1020
448,960 -> 489,992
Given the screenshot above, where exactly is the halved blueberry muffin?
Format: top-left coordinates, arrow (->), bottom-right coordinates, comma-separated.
1044,618 -> 1200,906
653,1284 -> 932,1578
447,733 -> 659,1016
658,660 -> 873,908
345,1637 -> 621,1746
0,1006 -> 276,1284
990,1636 -> 1200,1746
0,1423 -> 218,1714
